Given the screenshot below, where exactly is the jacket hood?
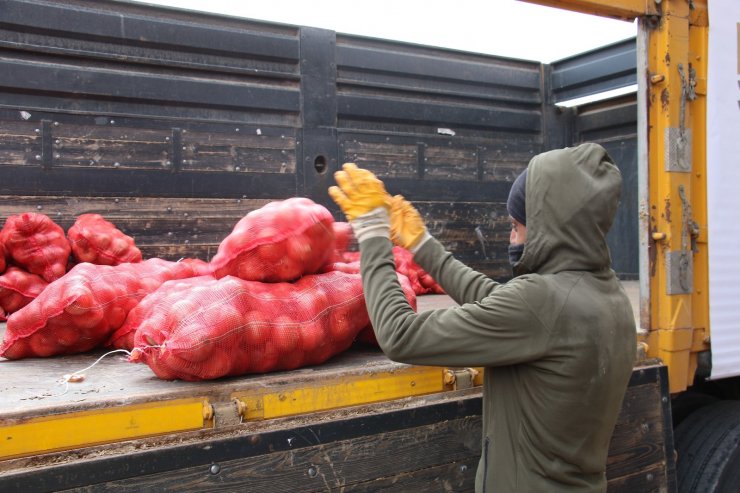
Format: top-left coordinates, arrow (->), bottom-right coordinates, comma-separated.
514,142 -> 622,276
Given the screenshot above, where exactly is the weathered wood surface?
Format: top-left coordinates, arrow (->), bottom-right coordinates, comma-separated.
0,348 -> 409,419
606,379 -> 670,490
0,195 -> 272,261
0,114 -> 300,171
62,416 -> 481,493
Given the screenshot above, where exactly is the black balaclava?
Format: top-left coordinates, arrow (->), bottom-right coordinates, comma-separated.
506,169 -> 527,267
506,168 -> 527,227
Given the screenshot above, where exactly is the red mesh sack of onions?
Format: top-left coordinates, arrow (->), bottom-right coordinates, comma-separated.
392,246 -> 445,295
0,212 -> 71,282
341,248 -> 443,294
129,271 -> 371,381
320,259 -> 361,275
0,239 -> 6,274
0,267 -> 48,321
210,197 -> 335,282
324,221 -> 354,263
0,258 -> 210,359
355,272 -> 417,346
108,275 -> 214,351
68,214 -> 142,265
321,231 -> 360,273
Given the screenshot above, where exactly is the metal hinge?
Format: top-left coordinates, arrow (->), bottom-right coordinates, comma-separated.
209,399 -> 243,428
666,184 -> 698,295
443,368 -> 480,390
665,63 -> 697,173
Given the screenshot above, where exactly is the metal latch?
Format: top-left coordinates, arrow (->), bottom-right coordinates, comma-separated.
444,368 -> 480,390
208,399 -> 243,428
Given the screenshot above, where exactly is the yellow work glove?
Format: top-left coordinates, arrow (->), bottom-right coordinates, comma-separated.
390,195 -> 431,253
328,163 -> 392,244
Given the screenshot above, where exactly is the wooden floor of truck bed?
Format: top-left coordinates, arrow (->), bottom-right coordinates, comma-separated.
0,295 -> 459,419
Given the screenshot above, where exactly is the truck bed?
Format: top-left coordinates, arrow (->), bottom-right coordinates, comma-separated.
2,287 -> 664,493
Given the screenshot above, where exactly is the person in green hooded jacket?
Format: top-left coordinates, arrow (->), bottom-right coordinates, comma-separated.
328,142 -> 636,493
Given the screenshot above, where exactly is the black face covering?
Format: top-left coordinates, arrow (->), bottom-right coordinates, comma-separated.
508,243 -> 525,267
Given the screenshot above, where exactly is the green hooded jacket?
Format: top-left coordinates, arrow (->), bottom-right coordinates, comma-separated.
359,143 -> 637,492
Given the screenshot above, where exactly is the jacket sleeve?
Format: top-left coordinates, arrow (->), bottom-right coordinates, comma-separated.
360,236 -> 551,368
413,237 -> 499,305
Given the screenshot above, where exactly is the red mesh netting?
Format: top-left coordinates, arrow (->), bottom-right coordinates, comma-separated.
320,223 -> 358,274
332,221 -> 353,253
68,214 -> 142,265
343,247 -> 444,295
0,258 -> 210,359
0,239 -> 6,274
320,259 -> 361,275
324,221 -> 353,264
128,271 -> 371,381
392,246 -> 445,295
0,213 -> 71,282
210,198 -> 335,282
0,266 -> 48,321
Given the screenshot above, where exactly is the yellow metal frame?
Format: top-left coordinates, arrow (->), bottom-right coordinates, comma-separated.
0,398 -> 210,460
522,0 -> 657,21
644,1 -> 709,393
233,366 -> 451,421
521,0 -> 709,393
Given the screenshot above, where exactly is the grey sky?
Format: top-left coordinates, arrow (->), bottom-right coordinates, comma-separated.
131,0 -> 637,62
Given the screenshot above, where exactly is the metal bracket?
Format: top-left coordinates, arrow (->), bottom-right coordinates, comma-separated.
443,368 -> 480,390
666,250 -> 693,295
665,63 -> 695,173
664,127 -> 692,172
211,400 -> 243,428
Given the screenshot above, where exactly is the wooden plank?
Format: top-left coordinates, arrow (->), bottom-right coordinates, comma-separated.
53,124 -> 171,170
0,195 -> 271,261
181,129 -> 296,174
416,200 -> 510,273
348,460 -> 477,493
346,460 -> 478,493
425,145 -> 478,181
0,120 -> 40,166
60,416 -> 481,492
480,145 -> 538,182
0,193 -> 514,270
605,381 -> 666,479
606,463 -> 668,493
340,140 -> 418,178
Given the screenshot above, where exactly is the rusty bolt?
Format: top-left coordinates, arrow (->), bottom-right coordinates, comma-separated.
444,370 -> 456,386
234,399 -> 248,417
